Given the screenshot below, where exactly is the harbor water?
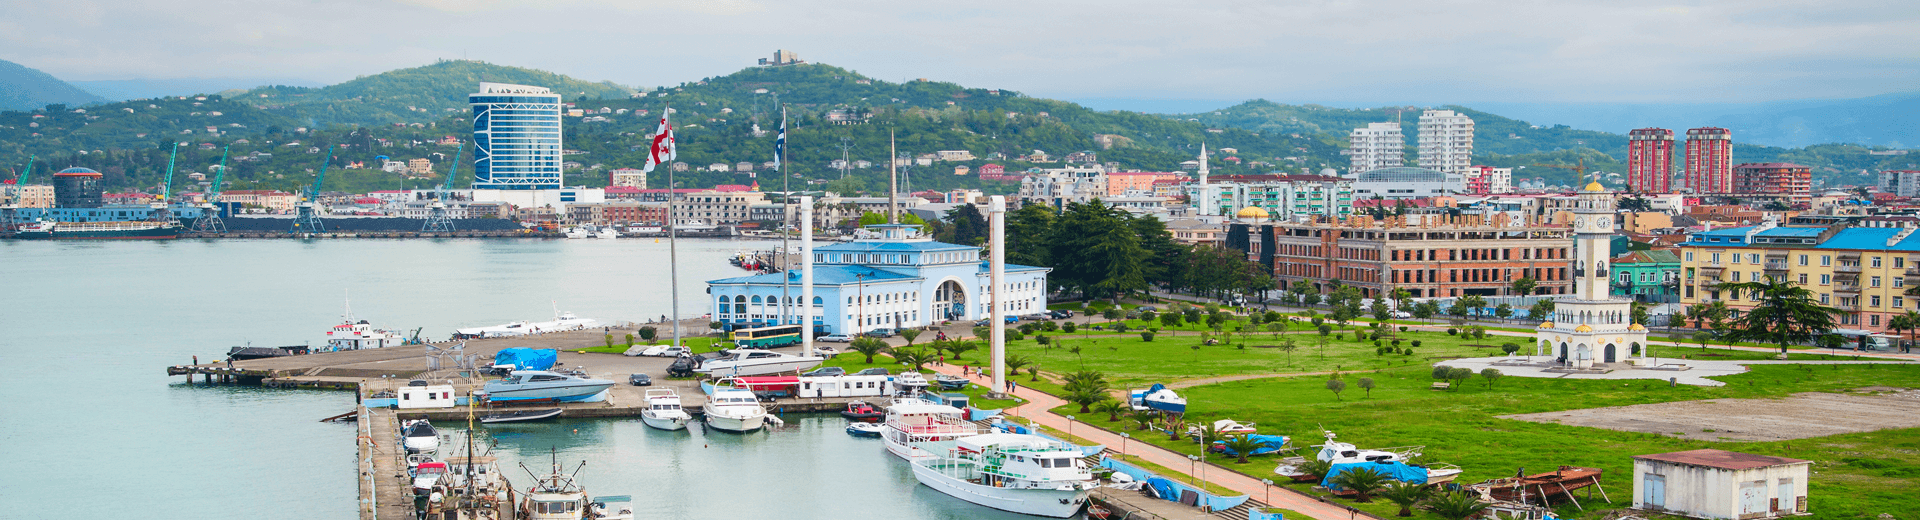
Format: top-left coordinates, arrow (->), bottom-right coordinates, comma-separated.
0,238 -> 1033,519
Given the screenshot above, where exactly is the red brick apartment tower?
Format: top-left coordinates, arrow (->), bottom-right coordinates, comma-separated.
1733,163 -> 1813,201
1685,127 -> 1733,194
1627,128 -> 1674,193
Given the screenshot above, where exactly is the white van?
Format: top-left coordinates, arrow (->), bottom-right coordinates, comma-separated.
1830,329 -> 1896,350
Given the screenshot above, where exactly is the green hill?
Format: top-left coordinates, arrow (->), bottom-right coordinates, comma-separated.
239,60 -> 635,126
0,59 -> 109,111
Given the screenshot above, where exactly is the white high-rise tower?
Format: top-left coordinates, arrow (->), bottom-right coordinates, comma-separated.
1533,181 -> 1647,368
1349,123 -> 1404,174
1417,110 -> 1474,175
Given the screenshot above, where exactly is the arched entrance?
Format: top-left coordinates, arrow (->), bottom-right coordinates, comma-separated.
1604,344 -> 1617,363
933,280 -> 968,321
1558,342 -> 1570,362
1575,344 -> 1592,362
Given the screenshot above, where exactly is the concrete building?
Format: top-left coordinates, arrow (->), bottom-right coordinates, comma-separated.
1611,249 -> 1681,303
1879,170 -> 1920,198
1463,165 -> 1512,195
1628,128 -> 1676,193
1183,174 -> 1355,220
1679,222 -> 1920,333
1106,172 -> 1183,197
471,188 -> 605,212
1533,181 -> 1648,367
609,168 -> 646,188
707,224 -> 1048,334
1732,163 -> 1812,202
1632,449 -> 1810,519
1166,219 -> 1226,247
220,190 -> 300,213
407,158 -> 433,176
1352,167 -> 1462,200
674,190 -> 768,225
469,83 -> 564,190
1685,128 -> 1733,194
1348,123 -> 1404,174
1,184 -> 55,208
1016,165 -> 1107,208
1255,213 -> 1574,299
936,150 -> 976,161
1417,110 -> 1475,175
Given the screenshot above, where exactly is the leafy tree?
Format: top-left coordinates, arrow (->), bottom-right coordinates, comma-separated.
1511,276 -> 1538,296
1494,303 -> 1513,321
1327,466 -> 1389,502
1370,297 -> 1393,322
1719,276 -> 1841,356
1412,300 -> 1438,321
849,337 -> 890,363
1376,481 -> 1433,517
941,204 -> 987,245
1325,377 -> 1347,400
1501,342 -> 1521,355
1692,331 -> 1713,349
638,326 -> 658,343
1446,367 -> 1474,389
1159,311 -> 1182,328
1527,299 -> 1554,321
1480,368 -> 1503,389
1358,377 -> 1375,398
1458,294 -> 1488,319
1278,338 -> 1299,365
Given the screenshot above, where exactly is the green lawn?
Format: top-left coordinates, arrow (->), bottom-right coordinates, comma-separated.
1006,328 -> 1529,390
573,336 -> 729,355
1055,363 -> 1920,519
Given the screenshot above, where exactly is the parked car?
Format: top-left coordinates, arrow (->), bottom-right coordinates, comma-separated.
1021,313 -> 1053,321
639,345 -> 690,357
1048,310 -> 1075,319
854,368 -> 890,376
1392,311 -> 1413,319
628,373 -> 652,386
819,334 -> 854,343
802,367 -> 847,377
1137,306 -> 1159,313
863,328 -> 897,338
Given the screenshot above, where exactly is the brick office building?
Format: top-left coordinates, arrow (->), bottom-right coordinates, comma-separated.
1246,213 -> 1576,298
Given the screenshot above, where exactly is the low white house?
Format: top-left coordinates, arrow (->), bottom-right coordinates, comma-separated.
1633,449 -> 1811,519
397,382 -> 458,409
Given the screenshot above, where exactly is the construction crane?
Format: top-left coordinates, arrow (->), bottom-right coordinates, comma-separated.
423,144 -> 460,233
290,145 -> 335,234
190,145 -> 230,234
14,155 -> 34,184
152,142 -> 182,226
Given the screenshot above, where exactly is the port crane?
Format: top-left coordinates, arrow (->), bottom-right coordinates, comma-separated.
151,142 -> 182,226
0,155 -> 30,233
423,144 -> 460,233
290,145 -> 335,234
189,145 -> 231,234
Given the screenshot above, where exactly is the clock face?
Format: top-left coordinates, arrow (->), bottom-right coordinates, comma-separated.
1573,217 -> 1586,228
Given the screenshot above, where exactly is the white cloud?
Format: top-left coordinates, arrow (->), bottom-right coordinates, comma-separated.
0,0 -> 1911,104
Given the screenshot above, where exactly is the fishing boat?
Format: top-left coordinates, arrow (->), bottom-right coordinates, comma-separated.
411,459 -> 448,495
881,400 -> 979,460
691,349 -> 824,377
908,433 -> 1098,518
840,400 -> 884,421
1129,384 -> 1186,413
478,371 -> 615,403
517,453 -> 592,520
323,293 -> 408,350
846,422 -> 884,438
479,408 -> 562,424
703,387 -> 771,433
402,419 -> 440,453
640,389 -> 692,431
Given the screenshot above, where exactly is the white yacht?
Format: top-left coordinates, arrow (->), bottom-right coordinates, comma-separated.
564,226 -> 592,239
596,226 -> 619,239
401,419 -> 440,453
703,388 -> 770,433
692,349 -> 824,377
640,389 -> 692,431
454,309 -> 599,339
881,400 -> 979,460
1275,431 -> 1464,483
909,433 -> 1098,518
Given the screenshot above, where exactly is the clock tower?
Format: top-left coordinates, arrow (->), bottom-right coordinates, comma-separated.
1533,181 -> 1648,368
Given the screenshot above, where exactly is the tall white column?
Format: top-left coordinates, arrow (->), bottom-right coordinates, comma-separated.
801,196 -> 815,358
989,195 -> 1007,396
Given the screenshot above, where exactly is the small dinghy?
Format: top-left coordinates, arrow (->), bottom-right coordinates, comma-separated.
846,422 -> 884,438
840,400 -> 885,421
479,408 -> 563,424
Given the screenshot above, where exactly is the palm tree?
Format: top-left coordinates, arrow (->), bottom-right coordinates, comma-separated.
1127,410 -> 1157,431
1160,414 -> 1187,441
1890,310 -> 1920,351
946,341 -> 980,360
899,328 -> 922,348
1004,354 -> 1033,378
1216,434 -> 1262,464
848,337 -> 890,364
892,347 -> 936,372
1424,490 -> 1490,520
1719,275 -> 1841,356
1327,466 -> 1390,502
1062,370 -> 1111,413
1190,420 -> 1221,445
1376,481 -> 1432,517
1094,400 -> 1127,422
1293,459 -> 1332,481
1458,294 -> 1488,320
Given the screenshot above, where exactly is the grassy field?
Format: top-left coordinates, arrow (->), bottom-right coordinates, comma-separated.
1052,363 -> 1920,519
573,336 -> 729,355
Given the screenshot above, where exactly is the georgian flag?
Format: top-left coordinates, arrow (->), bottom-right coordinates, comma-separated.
773,106 -> 786,172
642,111 -> 675,173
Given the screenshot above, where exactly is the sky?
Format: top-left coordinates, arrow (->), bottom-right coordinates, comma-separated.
4,0 -> 1916,108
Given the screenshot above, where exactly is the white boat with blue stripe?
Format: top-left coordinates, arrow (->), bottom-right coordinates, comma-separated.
480,371 -> 615,403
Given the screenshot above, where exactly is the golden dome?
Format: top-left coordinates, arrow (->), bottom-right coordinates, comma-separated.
1236,206 -> 1271,219
1628,323 -> 1646,331
1575,324 -> 1594,332
1537,322 -> 1555,329
1583,181 -> 1605,192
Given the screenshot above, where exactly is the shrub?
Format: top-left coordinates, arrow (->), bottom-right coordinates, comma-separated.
1402,348 -> 1413,356
1370,333 -> 1382,341
1375,347 -> 1388,356
1373,339 -> 1382,347
1391,339 -> 1403,347
1501,342 -> 1520,355
1398,326 -> 1408,332
1432,365 -> 1452,379
1036,334 -> 1050,345
638,326 -> 658,343
1141,331 -> 1155,342
1336,334 -> 1345,340
1410,340 -> 1421,348
1113,323 -> 1131,333
1236,343 -> 1246,350
1042,321 -> 1059,332
1446,328 -> 1458,336
1063,322 -> 1077,333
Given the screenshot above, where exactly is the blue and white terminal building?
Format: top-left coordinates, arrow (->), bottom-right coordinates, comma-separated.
707,224 -> 1050,334
469,82 -> 563,190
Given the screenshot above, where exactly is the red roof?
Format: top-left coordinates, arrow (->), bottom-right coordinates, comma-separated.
732,376 -> 799,388
1634,449 -> 1810,470
712,184 -> 753,192
605,186 -> 642,194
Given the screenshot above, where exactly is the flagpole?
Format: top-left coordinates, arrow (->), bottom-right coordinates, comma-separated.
778,104 -> 790,330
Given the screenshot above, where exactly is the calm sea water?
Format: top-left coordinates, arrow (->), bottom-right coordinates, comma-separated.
0,238 -> 1031,520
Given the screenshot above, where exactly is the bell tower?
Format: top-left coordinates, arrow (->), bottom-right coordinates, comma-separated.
1532,181 -> 1648,369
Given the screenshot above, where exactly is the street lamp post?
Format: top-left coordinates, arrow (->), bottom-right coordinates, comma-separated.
1119,432 -> 1130,459
1261,478 -> 1273,506
1188,454 -> 1200,486
1066,415 -> 1075,443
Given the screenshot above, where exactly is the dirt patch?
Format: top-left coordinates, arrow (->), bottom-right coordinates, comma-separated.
1500,389 -> 1920,441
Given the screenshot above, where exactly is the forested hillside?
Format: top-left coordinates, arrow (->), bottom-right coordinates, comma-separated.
0,59 -> 108,111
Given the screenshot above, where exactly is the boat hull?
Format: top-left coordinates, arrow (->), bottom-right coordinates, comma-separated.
483,383 -> 614,403
909,462 -> 1089,518
404,437 -> 439,453
641,412 -> 691,431
693,359 -> 823,377
704,413 -> 765,433
13,224 -> 180,240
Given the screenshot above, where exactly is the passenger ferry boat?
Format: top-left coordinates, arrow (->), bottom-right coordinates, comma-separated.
12,219 -> 181,239
909,433 -> 1098,518
881,400 -> 979,460
324,296 -> 407,351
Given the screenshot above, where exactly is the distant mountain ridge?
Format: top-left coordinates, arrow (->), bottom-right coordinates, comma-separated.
72,77 -> 327,102
0,59 -> 108,111
1468,92 -> 1920,149
238,60 -> 635,126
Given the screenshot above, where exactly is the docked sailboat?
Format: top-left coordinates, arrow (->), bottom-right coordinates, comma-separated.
691,349 -> 824,377
881,400 -> 979,460
909,433 -> 1098,518
702,387 -> 771,433
640,389 -> 692,431
478,371 -> 615,403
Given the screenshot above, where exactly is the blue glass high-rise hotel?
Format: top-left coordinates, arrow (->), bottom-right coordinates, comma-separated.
469,82 -> 563,190
707,225 -> 1050,334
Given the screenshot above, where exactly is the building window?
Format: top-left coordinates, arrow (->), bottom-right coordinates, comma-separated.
1749,253 -> 1760,264
1899,257 -> 1907,269
1821,274 -> 1832,285
1899,278 -> 1907,289
1872,314 -> 1882,327
1873,276 -> 1883,288
1799,254 -> 1808,266
1873,256 -> 1883,268
1821,293 -> 1830,304
1686,252 -> 1694,262
1799,273 -> 1808,284
1732,272 -> 1741,282
1712,253 -> 1722,264
1872,296 -> 1883,307
1822,255 -> 1832,266
1897,297 -> 1905,308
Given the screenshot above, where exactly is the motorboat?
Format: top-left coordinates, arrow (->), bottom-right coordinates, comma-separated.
596,226 -> 619,239
846,422 -> 884,438
402,419 -> 440,453
1129,384 -> 1186,413
640,389 -> 693,431
479,408 -> 562,424
479,371 -> 615,403
691,349 -> 824,377
589,496 -> 632,520
909,433 -> 1098,517
892,372 -> 930,397
703,388 -> 771,433
840,400 -> 884,421
565,226 -> 592,239
932,373 -> 970,390
1188,419 -> 1256,438
411,459 -> 448,495
324,295 -> 407,351
881,400 -> 979,460
1275,431 -> 1463,483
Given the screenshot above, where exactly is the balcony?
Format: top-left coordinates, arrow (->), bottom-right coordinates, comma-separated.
1763,261 -> 1790,272
1834,284 -> 1862,293
1834,303 -> 1860,313
1835,264 -> 1864,273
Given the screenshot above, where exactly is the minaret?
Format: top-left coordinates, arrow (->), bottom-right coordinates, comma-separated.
1197,144 -> 1212,216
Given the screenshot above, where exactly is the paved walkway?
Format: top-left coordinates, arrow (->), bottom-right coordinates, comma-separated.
917,363 -> 1360,520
